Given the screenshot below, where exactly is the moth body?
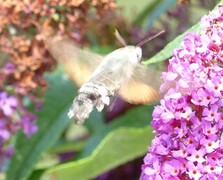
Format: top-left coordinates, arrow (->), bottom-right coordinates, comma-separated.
68,46 -> 142,124
45,35 -> 161,124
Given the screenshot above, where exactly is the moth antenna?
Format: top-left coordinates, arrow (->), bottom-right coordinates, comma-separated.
114,29 -> 127,47
136,30 -> 165,47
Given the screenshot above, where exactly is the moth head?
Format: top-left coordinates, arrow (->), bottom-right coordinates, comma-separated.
135,46 -> 142,61
124,46 -> 142,63
115,30 -> 142,62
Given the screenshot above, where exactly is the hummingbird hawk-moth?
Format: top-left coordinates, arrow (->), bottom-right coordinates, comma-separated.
45,32 -> 162,124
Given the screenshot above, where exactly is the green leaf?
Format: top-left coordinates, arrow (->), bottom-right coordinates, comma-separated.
143,0 -> 176,29
41,126 -> 154,180
41,105 -> 154,179
28,169 -> 45,180
133,0 -> 162,26
6,70 -> 77,180
116,0 -> 156,22
80,105 -> 154,158
143,0 -> 223,64
50,140 -> 86,154
143,22 -> 200,64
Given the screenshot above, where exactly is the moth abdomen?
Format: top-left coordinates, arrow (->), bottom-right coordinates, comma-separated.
67,95 -> 93,124
68,83 -> 113,124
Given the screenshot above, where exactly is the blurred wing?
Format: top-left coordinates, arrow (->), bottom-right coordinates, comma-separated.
119,64 -> 162,104
45,35 -> 103,86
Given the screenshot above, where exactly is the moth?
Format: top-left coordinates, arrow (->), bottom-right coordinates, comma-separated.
45,31 -> 163,124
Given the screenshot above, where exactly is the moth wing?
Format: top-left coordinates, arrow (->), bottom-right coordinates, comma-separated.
118,64 -> 162,104
45,35 -> 103,86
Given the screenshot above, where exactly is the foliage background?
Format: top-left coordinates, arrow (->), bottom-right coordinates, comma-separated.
0,0 -> 220,179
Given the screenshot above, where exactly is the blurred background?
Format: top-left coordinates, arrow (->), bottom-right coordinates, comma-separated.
0,0 -> 219,179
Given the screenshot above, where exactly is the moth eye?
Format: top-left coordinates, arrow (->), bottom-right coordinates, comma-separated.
135,47 -> 142,60
136,53 -> 142,61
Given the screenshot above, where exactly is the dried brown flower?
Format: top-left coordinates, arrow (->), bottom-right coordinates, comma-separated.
0,0 -> 117,96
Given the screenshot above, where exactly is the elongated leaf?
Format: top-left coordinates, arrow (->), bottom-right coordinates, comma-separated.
133,0 -> 162,26
28,169 -> 45,180
41,126 -> 154,180
143,22 -> 200,64
41,105 -> 154,179
144,0 -> 223,64
50,140 -> 86,154
80,105 -> 153,158
144,0 -> 176,29
6,70 -> 76,180
116,0 -> 153,22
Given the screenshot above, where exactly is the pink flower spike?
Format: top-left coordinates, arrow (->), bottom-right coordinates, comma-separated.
142,5 -> 223,179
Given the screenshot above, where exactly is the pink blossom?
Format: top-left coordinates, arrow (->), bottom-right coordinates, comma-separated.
141,5 -> 223,179
0,92 -> 17,116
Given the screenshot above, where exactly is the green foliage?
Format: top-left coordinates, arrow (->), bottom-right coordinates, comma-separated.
144,0 -> 223,64
6,1 -> 223,180
6,68 -> 154,180
42,127 -> 154,180
142,0 -> 176,29
143,22 -> 200,64
6,71 -> 76,180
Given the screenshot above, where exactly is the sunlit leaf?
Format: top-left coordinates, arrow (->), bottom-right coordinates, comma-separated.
41,126 -> 154,180
133,0 -> 162,26
144,0 -> 223,64
143,22 -> 200,64
143,0 -> 176,29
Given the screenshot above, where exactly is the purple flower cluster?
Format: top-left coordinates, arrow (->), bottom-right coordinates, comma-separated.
0,91 -> 18,170
141,5 -> 223,180
0,63 -> 38,171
